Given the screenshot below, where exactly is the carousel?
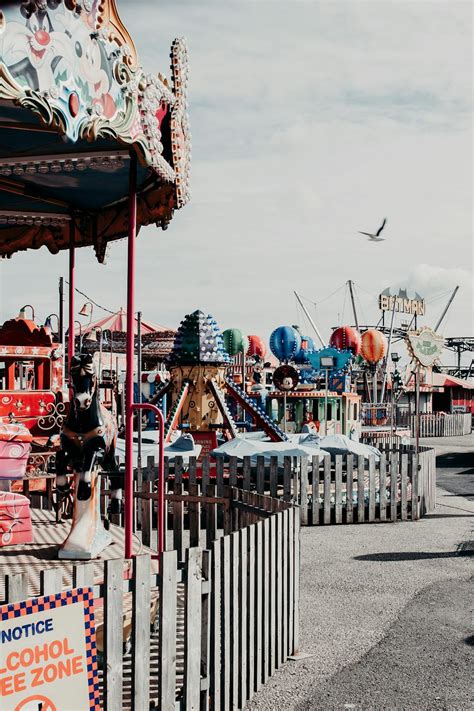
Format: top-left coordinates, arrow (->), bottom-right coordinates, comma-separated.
0,0 -> 190,578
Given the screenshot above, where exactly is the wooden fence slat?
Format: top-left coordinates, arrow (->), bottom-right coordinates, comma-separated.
201,550 -> 211,711
242,457 -> 251,491
232,485 -> 240,533
291,457 -> 299,507
401,453 -> 408,521
216,457 -> 225,498
270,456 -> 278,499
276,512 -> 284,668
202,458 -> 210,537
390,454 -> 398,522
247,524 -> 256,701
231,530 -> 239,709
188,456 -> 197,485
368,455 -> 376,523
159,550 -> 177,711
379,453 -> 387,522
145,454 -> 155,486
346,455 -> 353,524
40,568 -> 62,596
323,455 -> 331,525
413,452 -> 420,518
5,572 -> 28,602
132,554 -> 151,710
335,455 -> 342,524
288,504 -> 294,656
185,548 -> 203,711
173,461 -> 184,563
255,521 -> 263,692
269,514 -> 277,676
210,539 -> 221,708
262,518 -> 270,683
282,509 -> 289,663
409,453 -> 416,520
283,457 -> 291,502
293,506 -> 300,654
206,484 -> 217,547
221,534 -> 231,708
223,483 -> 232,536
229,456 -> 237,489
300,457 -> 309,526
239,528 -> 248,708
104,558 -> 124,711
311,455 -> 320,525
357,455 -> 365,523
141,480 -> 152,548
73,562 -> 94,589
189,482 -> 201,547
256,456 -> 265,495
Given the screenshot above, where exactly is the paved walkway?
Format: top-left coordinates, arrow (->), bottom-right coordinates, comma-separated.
247,437 -> 473,710
421,434 -> 474,500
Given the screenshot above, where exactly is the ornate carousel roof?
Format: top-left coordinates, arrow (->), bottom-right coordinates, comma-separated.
0,0 -> 190,261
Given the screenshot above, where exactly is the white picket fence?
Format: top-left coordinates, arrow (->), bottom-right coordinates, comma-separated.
1,487 -> 300,711
397,412 -> 472,437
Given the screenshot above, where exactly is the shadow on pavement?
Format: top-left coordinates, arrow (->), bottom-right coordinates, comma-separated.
424,513 -> 474,519
436,452 -> 474,470
354,550 -> 473,562
465,636 -> 474,646
439,492 -> 474,496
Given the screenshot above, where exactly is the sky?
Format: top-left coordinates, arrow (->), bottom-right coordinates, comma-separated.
0,0 -> 472,365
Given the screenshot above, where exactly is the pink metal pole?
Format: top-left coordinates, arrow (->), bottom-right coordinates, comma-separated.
125,152 -> 137,559
68,221 -> 75,374
132,403 -> 165,556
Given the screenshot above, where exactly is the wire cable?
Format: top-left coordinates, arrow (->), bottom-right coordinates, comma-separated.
65,282 -> 116,314
299,282 -> 347,308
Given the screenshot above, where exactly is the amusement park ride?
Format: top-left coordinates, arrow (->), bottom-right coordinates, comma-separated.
0,2 -> 467,571
150,310 -> 289,456
0,314 -> 64,437
0,0 -> 190,560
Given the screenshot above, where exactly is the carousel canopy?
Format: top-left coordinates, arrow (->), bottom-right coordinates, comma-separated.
0,0 -> 190,262
82,307 -> 173,336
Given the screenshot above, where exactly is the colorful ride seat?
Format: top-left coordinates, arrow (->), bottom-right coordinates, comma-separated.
0,422 -> 32,479
0,492 -> 33,546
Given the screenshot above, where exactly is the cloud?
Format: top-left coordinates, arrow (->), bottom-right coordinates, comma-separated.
0,0 -> 472,346
403,264 -> 472,298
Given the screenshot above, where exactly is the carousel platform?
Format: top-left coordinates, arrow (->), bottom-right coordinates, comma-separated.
0,509 -> 147,601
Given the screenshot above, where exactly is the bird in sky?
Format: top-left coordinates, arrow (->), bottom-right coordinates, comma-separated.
358,217 -> 387,242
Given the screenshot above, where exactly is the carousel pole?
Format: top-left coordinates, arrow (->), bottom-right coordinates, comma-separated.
137,311 -> 143,488
58,276 -> 64,346
68,221 -> 75,374
125,152 -> 138,560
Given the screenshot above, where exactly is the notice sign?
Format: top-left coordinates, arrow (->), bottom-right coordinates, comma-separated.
0,588 -> 99,711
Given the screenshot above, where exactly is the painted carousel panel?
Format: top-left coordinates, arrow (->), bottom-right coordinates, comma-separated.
0,0 -> 191,261
0,421 -> 32,479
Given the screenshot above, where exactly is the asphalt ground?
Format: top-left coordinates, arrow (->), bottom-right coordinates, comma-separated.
420,435 -> 474,501
247,435 -> 474,710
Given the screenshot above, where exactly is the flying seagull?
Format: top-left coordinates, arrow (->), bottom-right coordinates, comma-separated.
359,218 -> 387,242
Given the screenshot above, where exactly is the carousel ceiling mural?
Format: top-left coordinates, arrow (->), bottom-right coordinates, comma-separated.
0,0 -> 191,261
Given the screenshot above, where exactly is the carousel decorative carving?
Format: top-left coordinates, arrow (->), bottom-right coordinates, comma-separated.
0,1 -> 188,177
38,399 -> 66,432
0,0 -> 191,260
170,38 -> 191,208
